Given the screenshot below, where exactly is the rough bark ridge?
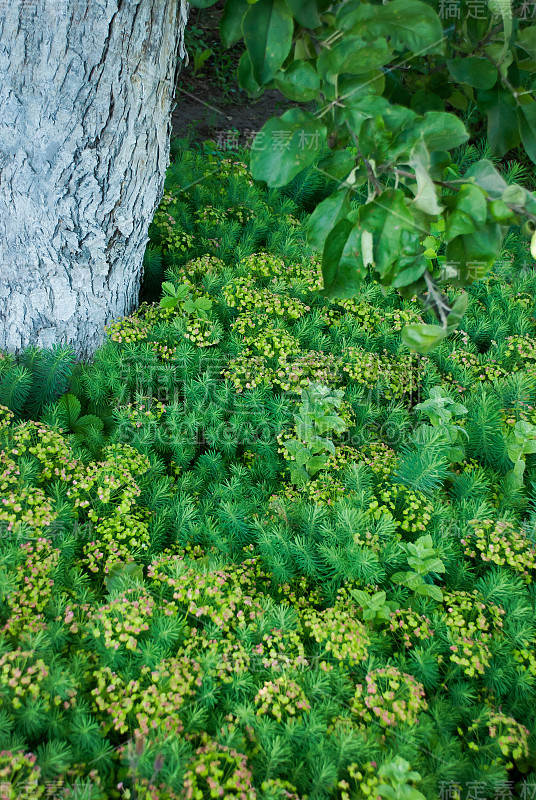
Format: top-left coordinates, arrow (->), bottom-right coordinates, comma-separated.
0,0 -> 189,359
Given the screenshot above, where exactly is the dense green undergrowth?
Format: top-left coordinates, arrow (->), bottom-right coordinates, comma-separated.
2,140 -> 536,799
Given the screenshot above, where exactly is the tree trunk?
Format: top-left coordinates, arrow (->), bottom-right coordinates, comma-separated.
0,0 -> 189,359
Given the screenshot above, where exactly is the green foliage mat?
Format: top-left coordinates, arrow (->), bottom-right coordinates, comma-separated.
2,140 -> 536,798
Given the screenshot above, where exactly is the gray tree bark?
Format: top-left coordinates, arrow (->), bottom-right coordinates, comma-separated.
0,0 -> 189,359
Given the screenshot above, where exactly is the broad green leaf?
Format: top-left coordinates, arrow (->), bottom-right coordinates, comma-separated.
402,324 -> 447,353
447,57 -> 497,90
478,88 -> 520,155
317,150 -> 356,181
220,0 -> 249,48
446,292 -> 469,334
59,393 -> 82,425
251,109 -> 327,187
322,218 -> 353,298
418,112 -> 469,151
391,260 -> 427,288
531,231 -> 536,260
322,219 -> 368,299
73,414 -> 104,433
285,0 -> 322,28
369,0 -> 444,55
345,95 -> 391,140
160,296 -> 177,310
317,36 -> 391,83
516,25 -> 536,60
274,61 -> 320,102
237,51 -> 263,96
464,159 -> 508,199
445,223 -> 506,283
306,189 -> 352,251
518,99 -> 536,165
445,184 -> 487,240
406,139 -> 442,215
487,0 -> 512,63
358,189 -> 417,279
306,455 -> 330,474
161,281 -> 177,297
489,199 -> 517,222
105,561 -> 144,593
243,0 -> 294,85
502,184 -> 527,207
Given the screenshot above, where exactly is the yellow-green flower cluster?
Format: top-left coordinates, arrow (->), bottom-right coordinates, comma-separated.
222,277 -> 309,320
183,739 -> 256,800
89,588 -> 156,651
0,751 -> 44,800
0,650 -> 53,711
92,657 -> 201,735
338,761 -> 380,800
351,666 -> 427,728
461,518 -> 536,581
5,538 -> 59,635
342,348 -> 419,401
83,509 -> 151,575
239,251 -> 286,279
388,608 -> 434,649
358,441 -> 397,480
443,590 -> 504,677
184,316 -> 222,347
67,443 -> 151,522
9,421 -> 77,481
301,603 -> 370,670
0,452 -> 57,533
254,676 -> 311,722
466,711 -> 530,767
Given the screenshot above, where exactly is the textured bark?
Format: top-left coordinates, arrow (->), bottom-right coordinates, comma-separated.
0,0 -> 189,359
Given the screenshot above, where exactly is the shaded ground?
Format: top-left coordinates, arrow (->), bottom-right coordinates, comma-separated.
171,1 -> 297,147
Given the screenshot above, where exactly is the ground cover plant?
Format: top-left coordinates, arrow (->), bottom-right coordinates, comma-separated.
2,140 -> 536,798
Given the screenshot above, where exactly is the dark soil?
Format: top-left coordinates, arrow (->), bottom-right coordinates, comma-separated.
171,1 -> 298,147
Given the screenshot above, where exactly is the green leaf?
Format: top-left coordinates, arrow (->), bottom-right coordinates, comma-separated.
250,109 -> 327,187
446,292 -> 468,334
73,414 -> 104,433
516,25 -> 536,60
243,0 -> 294,85
369,0 -> 444,55
194,297 -> 213,312
59,393 -> 81,425
285,0 -> 322,28
160,296 -> 177,310
237,50 -> 263,96
317,36 -> 391,83
161,281 -> 177,297
317,150 -> 356,182
105,561 -> 144,593
445,223 -> 506,283
447,57 -> 497,90
322,219 -> 367,299
518,99 -> 536,165
445,184 -> 487,240
478,88 -> 520,155
418,112 -> 469,151
220,0 -> 249,48
274,61 -> 320,102
406,139 -> 442,215
487,0 -> 512,62
306,455 -> 330,474
306,189 -> 352,252
401,324 -> 447,353
464,159 -> 508,199
357,189 -> 417,279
